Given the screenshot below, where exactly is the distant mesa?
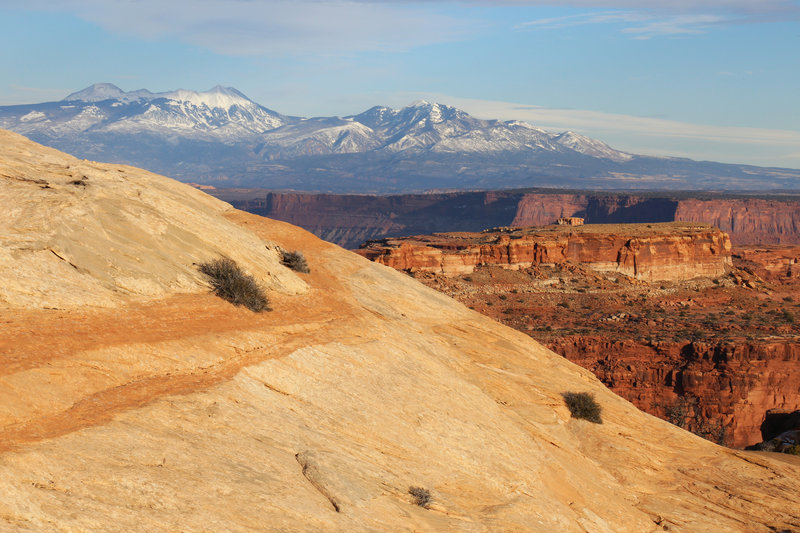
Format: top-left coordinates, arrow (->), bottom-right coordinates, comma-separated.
357,222 -> 732,281
218,188 -> 800,249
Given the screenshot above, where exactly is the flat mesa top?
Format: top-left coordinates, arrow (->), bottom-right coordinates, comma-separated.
363,222 -> 720,248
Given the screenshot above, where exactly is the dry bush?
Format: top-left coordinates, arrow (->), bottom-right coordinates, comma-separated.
281,250 -> 310,273
408,486 -> 431,508
198,257 -> 270,312
563,392 -> 603,424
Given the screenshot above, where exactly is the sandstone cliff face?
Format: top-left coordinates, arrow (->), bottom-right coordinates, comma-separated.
219,189 -> 800,248
675,199 -> 800,245
226,190 -> 522,249
2,130 -> 799,532
358,223 -> 732,282
547,337 -> 800,447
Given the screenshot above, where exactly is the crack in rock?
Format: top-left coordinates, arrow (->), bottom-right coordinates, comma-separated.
295,451 -> 341,513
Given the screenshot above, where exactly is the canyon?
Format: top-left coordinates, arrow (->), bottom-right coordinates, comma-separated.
359,224 -> 800,448
212,188 -> 800,249
2,128 -> 800,530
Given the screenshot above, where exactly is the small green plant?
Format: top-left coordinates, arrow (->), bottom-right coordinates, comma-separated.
563,392 -> 603,424
198,257 -> 270,312
786,444 -> 800,456
408,486 -> 431,508
280,250 -> 310,273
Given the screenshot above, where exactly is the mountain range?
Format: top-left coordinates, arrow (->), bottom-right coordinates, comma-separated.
1,83 -> 798,193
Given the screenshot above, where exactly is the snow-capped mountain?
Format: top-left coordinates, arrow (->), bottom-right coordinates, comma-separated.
5,83 -> 289,142
0,83 -> 797,193
256,99 -> 631,161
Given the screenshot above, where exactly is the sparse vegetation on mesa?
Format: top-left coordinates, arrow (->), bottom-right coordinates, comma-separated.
281,250 -> 310,273
198,257 -> 270,312
563,392 -> 603,424
408,486 -> 432,508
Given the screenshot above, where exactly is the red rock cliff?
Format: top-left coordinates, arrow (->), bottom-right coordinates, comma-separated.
215,189 -> 800,248
547,336 -> 800,447
674,199 -> 800,245
358,223 -> 732,282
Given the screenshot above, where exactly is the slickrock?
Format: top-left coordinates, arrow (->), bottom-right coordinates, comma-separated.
357,223 -> 732,281
0,129 -> 799,532
0,129 -> 306,309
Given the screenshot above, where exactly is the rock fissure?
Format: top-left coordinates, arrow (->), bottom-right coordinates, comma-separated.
295,452 -> 341,513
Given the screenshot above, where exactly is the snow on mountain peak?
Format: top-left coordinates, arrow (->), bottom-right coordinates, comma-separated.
555,130 -> 632,162
163,86 -> 255,110
63,83 -> 256,110
64,83 -> 128,102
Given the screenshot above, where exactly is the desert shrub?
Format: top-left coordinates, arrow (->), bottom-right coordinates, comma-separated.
198,257 -> 270,312
785,444 -> 800,456
563,392 -> 603,424
408,486 -> 431,508
280,250 -> 310,273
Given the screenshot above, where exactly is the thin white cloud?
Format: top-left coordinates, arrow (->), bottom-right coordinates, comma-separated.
621,14 -> 729,37
518,10 -> 737,38
12,0 -> 477,55
12,0 -> 797,55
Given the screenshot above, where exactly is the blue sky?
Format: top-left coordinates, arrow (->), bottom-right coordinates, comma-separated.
1,0 -> 798,168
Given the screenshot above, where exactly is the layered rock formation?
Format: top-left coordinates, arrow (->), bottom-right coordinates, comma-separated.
214,189 -> 800,248
358,223 -> 732,282
2,129 -> 799,531
674,199 -> 800,245
548,336 -> 800,447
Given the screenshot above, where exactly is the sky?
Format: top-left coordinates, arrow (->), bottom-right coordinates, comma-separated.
1,0 -> 798,168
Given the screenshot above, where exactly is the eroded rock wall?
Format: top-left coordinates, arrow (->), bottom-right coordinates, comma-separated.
217,190 -> 800,248
358,223 -> 732,282
548,337 -> 800,447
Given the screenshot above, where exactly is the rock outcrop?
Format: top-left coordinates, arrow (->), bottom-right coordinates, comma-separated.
734,245 -> 800,281
1,129 -> 799,531
216,189 -> 800,248
357,223 -> 732,282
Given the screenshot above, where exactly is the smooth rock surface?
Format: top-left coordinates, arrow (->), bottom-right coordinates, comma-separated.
0,129 -> 305,309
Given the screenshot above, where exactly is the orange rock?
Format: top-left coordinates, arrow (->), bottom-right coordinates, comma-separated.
358,223 -> 732,282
